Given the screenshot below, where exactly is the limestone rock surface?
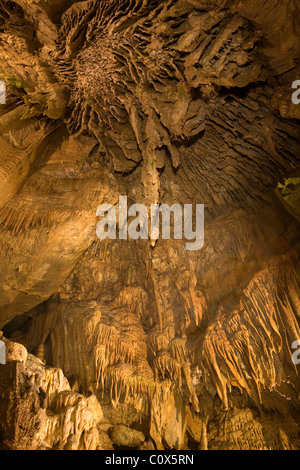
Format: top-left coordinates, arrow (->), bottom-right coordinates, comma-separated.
0,0 -> 300,450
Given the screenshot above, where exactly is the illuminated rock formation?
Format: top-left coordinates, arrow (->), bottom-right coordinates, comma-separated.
0,0 -> 299,450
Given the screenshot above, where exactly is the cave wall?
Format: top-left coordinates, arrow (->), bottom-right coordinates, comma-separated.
0,0 -> 299,450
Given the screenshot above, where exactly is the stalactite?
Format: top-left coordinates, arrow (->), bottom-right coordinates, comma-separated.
0,0 -> 300,451
200,253 -> 300,410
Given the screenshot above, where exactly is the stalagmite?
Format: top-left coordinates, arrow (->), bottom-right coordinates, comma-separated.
0,0 -> 300,451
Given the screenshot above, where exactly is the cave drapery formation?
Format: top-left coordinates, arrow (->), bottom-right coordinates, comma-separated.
0,0 -> 299,451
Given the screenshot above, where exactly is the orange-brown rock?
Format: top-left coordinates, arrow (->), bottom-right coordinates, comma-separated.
0,0 -> 299,451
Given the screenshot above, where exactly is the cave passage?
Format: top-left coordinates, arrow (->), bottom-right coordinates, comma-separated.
0,0 -> 299,451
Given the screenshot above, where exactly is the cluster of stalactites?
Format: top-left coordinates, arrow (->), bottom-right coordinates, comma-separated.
200,253 -> 300,410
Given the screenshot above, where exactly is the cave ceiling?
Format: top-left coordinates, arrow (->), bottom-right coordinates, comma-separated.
0,0 -> 299,451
